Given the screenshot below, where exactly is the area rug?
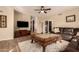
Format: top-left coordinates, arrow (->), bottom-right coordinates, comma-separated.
18,39 -> 69,52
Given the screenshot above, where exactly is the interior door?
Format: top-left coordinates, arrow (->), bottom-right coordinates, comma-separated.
45,21 -> 48,33
45,21 -> 52,33
49,21 -> 52,33
30,20 -> 35,32
33,20 -> 35,32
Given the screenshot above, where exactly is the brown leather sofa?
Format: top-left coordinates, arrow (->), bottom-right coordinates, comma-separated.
63,36 -> 79,52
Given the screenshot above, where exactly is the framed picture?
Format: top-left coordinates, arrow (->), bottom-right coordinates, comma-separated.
66,15 -> 75,22
0,15 -> 7,28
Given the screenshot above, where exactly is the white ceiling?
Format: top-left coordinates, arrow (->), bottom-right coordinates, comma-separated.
14,6 -> 79,15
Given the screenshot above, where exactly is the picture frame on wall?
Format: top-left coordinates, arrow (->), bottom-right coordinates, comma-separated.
66,15 -> 75,22
0,15 -> 7,28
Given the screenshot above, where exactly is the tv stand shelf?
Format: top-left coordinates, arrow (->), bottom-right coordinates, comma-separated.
14,30 -> 30,38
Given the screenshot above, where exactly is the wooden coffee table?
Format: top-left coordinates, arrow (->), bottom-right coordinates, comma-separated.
31,34 -> 62,52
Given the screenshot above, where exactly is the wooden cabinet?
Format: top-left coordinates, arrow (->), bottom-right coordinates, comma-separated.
14,30 -> 30,38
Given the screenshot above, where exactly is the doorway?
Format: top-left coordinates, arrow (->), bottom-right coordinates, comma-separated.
45,21 -> 52,33
30,20 -> 35,32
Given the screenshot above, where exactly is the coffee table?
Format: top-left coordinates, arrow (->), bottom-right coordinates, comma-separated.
31,34 -> 62,52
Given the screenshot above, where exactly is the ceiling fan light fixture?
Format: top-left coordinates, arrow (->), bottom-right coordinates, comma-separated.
34,6 -> 51,14
40,11 -> 44,13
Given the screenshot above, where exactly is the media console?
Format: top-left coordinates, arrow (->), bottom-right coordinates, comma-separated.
14,30 -> 30,38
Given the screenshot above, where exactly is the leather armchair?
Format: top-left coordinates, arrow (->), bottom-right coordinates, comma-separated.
63,36 -> 79,52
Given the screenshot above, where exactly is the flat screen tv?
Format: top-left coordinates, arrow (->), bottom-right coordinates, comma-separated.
17,21 -> 29,27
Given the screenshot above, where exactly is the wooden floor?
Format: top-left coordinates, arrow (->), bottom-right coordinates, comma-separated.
0,36 -> 30,52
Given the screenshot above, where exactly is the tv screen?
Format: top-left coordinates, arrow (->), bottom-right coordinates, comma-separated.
17,21 -> 29,27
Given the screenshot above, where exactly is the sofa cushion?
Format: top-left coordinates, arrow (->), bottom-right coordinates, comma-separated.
61,34 -> 72,41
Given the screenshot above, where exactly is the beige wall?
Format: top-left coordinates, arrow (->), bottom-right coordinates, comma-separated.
14,7 -> 54,33
1,6 -> 79,41
0,7 -> 14,41
53,9 -> 79,28
14,10 -> 30,31
14,7 -> 79,33
34,8 -> 79,33
33,14 -> 54,33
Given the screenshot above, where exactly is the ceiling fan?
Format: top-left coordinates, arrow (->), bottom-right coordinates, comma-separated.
34,6 -> 51,13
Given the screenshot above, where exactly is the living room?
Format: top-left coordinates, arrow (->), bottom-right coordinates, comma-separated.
0,6 -> 79,52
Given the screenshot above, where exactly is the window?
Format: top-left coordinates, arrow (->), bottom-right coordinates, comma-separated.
0,15 -> 7,28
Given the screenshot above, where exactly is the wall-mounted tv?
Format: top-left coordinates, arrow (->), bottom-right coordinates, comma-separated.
17,21 -> 29,27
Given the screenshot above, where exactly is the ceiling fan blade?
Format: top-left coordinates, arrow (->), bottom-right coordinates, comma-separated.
47,8 -> 51,10
44,8 -> 51,11
44,11 -> 47,13
34,9 -> 41,11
